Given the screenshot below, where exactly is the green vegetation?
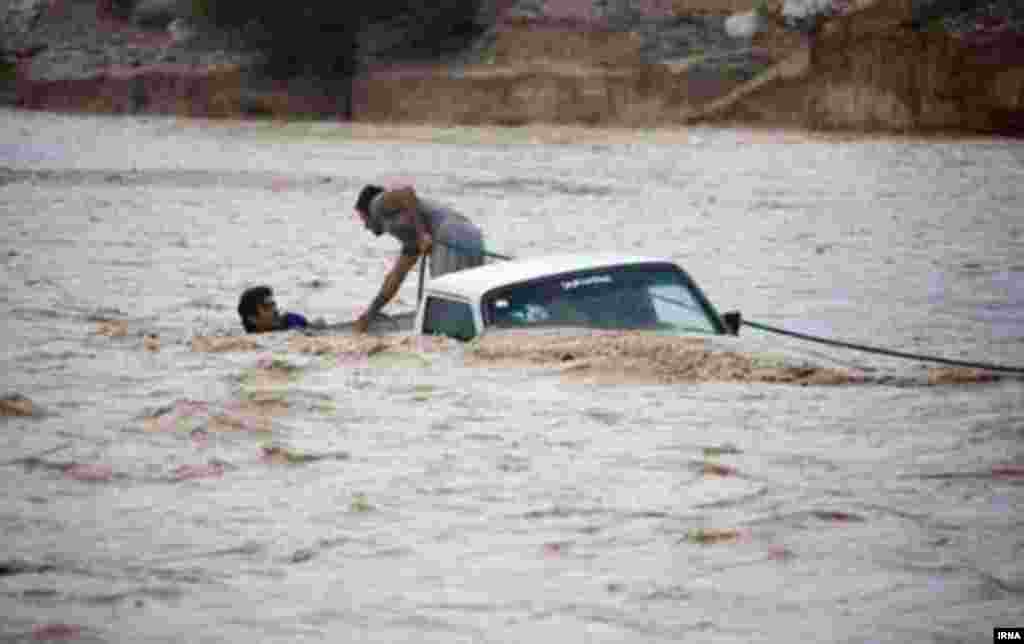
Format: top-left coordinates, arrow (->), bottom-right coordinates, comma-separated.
0,58 -> 15,83
350,493 -> 373,512
719,61 -> 755,81
0,35 -> 14,83
924,16 -> 948,33
190,0 -> 358,79
189,0 -> 485,80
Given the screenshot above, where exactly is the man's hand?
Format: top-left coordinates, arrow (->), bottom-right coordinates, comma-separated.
353,313 -> 371,334
418,233 -> 433,255
359,253 -> 419,334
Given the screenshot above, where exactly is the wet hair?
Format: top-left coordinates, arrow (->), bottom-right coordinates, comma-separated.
355,184 -> 384,214
238,285 -> 273,333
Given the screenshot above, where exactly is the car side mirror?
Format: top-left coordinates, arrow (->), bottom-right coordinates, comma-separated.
722,311 -> 742,336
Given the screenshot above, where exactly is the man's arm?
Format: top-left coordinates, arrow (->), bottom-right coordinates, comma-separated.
355,252 -> 420,332
375,186 -> 416,210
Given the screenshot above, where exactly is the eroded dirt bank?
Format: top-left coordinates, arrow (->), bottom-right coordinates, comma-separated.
5,0 -> 1022,134
700,2 -> 1024,135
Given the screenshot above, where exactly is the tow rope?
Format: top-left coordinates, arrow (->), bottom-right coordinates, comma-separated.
429,239 -> 1024,374
736,316 -> 1024,374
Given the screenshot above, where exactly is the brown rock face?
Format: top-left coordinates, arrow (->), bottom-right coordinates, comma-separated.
352,63 -> 743,127
708,0 -> 1024,135
806,5 -> 1024,135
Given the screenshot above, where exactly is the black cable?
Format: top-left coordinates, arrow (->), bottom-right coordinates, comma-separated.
416,253 -> 427,305
742,318 -> 1024,374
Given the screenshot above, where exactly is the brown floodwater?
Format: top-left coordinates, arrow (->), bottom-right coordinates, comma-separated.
1,109 -> 1023,643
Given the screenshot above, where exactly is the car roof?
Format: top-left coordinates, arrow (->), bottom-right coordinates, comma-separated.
424,252 -> 679,300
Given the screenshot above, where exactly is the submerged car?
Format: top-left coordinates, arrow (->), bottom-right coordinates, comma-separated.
411,252 -> 738,341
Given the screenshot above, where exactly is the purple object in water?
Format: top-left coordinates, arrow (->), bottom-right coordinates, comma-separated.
64,463 -> 114,482
172,463 -> 225,481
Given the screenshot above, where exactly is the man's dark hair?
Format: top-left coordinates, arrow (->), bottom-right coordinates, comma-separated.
355,184 -> 385,213
238,285 -> 273,333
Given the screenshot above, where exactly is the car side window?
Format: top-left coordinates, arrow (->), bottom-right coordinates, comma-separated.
422,296 -> 476,341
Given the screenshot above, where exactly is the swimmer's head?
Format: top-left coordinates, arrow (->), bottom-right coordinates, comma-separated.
238,285 -> 280,333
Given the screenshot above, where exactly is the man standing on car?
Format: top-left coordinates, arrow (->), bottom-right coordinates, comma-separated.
352,184 -> 484,333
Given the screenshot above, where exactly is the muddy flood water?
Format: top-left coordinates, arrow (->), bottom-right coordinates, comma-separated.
1,109 -> 1023,643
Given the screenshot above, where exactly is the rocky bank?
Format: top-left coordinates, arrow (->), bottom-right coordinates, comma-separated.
2,0 -> 1023,134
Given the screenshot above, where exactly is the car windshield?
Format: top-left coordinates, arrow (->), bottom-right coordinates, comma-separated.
483,263 -> 723,334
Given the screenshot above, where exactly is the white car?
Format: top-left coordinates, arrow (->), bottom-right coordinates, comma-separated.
410,252 -> 737,341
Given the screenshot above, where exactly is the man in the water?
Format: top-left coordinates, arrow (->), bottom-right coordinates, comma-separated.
238,286 -> 316,333
352,184 -> 484,333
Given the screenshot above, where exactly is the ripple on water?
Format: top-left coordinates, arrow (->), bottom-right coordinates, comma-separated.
457,177 -> 615,197
9,305 -> 68,322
